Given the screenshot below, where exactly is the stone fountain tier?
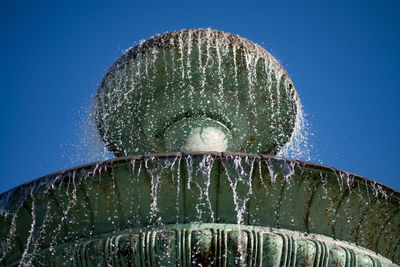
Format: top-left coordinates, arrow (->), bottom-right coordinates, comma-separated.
2,28 -> 399,267
95,29 -> 299,156
1,153 -> 399,266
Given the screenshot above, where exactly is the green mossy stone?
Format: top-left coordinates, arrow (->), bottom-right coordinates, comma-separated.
95,29 -> 298,156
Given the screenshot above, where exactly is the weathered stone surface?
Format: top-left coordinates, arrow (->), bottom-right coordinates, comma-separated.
1,153 -> 399,266
23,225 -> 398,266
95,29 -> 298,156
1,28 -> 398,267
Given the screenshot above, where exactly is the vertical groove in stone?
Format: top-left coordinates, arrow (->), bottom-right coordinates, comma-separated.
75,239 -> 82,266
180,157 -> 187,225
291,236 -> 297,267
391,237 -> 400,265
305,183 -> 317,235
110,235 -> 116,266
316,240 -> 325,267
288,234 -> 294,267
245,230 -> 251,266
373,255 -> 377,267
277,233 -> 288,266
344,246 -> 351,267
350,247 -> 356,267
179,229 -> 184,267
145,231 -> 151,266
222,229 -> 227,267
252,229 -> 257,267
176,229 -> 181,267
139,231 -> 145,267
215,156 -> 221,224
276,179 -> 285,229
355,198 -> 378,245
375,256 -> 381,267
104,236 -> 110,266
214,229 -> 219,267
322,242 -> 329,267
217,228 -> 223,267
187,229 -> 192,266
375,208 -> 400,253
111,167 -> 126,233
256,231 -> 262,267
115,235 -> 125,266
150,231 -> 157,266
332,189 -> 349,239
103,237 -> 113,266
312,240 -> 321,267
210,228 -> 215,267
110,235 -> 117,266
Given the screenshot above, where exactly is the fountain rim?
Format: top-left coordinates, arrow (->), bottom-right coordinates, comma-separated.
2,152 -> 399,266
97,28 -> 298,96
1,152 -> 399,197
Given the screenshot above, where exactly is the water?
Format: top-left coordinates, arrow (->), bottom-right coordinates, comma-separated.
185,154 -> 216,222
278,100 -> 311,161
95,28 -> 300,157
60,102 -> 113,171
90,26 -> 311,161
0,29 -> 397,265
221,155 -> 255,264
0,153 -> 396,265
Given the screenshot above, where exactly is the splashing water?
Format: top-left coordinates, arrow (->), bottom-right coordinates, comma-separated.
221,155 -> 255,264
1,29 -> 398,266
61,103 -> 113,169
0,153 -> 397,266
96,29 -> 299,156
278,100 -> 311,161
185,154 -> 216,222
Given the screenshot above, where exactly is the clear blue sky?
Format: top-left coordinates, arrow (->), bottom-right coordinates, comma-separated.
1,1 -> 399,193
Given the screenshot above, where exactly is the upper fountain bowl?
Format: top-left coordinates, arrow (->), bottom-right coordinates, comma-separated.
95,29 -> 299,156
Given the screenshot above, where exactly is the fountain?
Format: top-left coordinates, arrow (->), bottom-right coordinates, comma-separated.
0,29 -> 399,266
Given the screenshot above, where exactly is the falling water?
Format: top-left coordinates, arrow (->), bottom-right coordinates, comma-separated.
278,99 -> 311,161
1,29 -> 398,266
96,28 -> 300,156
59,102 -> 113,175
185,154 -> 216,222
0,153 -> 397,265
221,155 -> 255,264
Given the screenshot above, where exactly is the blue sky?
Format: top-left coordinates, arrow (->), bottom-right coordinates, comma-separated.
0,1 -> 399,192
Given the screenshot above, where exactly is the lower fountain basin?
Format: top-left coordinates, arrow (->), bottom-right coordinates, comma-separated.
1,153 -> 399,266
32,224 -> 395,266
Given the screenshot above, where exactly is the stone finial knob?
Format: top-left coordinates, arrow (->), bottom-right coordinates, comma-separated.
162,118 -> 232,152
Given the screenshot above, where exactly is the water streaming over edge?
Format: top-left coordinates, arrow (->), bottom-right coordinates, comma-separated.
96,29 -> 299,156
0,154 -> 396,265
1,29 -> 397,265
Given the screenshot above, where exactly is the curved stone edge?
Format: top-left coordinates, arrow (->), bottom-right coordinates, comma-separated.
12,223 -> 398,266
99,29 -> 294,91
1,153 -> 399,265
94,29 -> 299,156
2,152 -> 398,197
